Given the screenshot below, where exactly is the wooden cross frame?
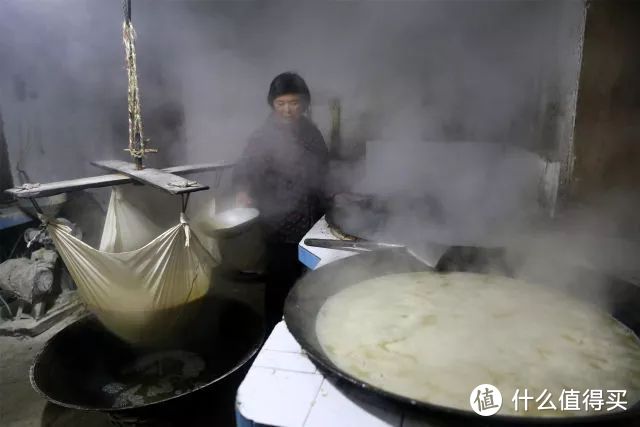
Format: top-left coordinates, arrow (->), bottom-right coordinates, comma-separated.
5,161 -> 233,199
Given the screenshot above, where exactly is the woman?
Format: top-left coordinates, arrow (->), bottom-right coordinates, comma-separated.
233,72 -> 329,330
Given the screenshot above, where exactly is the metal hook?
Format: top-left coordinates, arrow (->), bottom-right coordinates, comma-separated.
29,198 -> 44,215
180,193 -> 191,213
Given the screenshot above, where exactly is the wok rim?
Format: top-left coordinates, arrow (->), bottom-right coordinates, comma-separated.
283,251 -> 640,424
29,309 -> 264,412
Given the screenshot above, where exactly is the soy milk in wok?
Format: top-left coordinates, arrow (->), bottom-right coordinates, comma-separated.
316,272 -> 640,417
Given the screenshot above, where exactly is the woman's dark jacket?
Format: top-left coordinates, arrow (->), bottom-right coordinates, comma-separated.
233,114 -> 329,244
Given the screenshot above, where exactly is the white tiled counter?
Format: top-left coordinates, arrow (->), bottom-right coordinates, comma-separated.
235,321 -> 462,427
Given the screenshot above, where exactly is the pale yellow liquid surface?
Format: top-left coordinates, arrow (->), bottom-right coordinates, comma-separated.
316,272 -> 640,417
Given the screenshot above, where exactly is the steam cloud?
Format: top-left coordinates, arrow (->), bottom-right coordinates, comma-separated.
2,1 -> 581,179
2,0 -> 638,286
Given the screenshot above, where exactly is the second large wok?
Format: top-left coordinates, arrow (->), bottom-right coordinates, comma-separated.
283,249 -> 640,425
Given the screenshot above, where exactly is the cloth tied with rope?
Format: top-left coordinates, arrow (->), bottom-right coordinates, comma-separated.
27,2 -> 220,346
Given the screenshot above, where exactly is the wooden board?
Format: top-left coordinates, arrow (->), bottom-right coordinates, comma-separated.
91,160 -> 209,195
5,162 -> 232,199
163,161 -> 233,175
6,174 -> 132,199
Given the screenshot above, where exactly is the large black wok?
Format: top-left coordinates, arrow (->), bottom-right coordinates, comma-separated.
31,295 -> 263,412
284,249 -> 640,425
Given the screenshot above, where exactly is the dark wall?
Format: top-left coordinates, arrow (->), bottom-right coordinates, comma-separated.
0,109 -> 14,202
571,0 -> 640,200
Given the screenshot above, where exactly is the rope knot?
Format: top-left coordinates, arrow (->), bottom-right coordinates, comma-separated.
17,183 -> 41,191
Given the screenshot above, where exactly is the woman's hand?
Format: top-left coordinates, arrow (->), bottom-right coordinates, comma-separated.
235,191 -> 254,208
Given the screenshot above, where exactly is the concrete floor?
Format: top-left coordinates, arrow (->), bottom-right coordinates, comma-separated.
0,272 -> 264,427
0,312 -> 82,427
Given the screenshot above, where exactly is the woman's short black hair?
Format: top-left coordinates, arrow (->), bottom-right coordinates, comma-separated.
267,72 -> 311,107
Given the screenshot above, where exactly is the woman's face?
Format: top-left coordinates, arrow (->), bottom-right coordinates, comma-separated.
273,94 -> 304,122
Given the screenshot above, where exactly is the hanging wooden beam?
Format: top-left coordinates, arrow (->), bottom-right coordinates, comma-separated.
6,174 -> 131,199
5,161 -> 233,199
91,160 -> 209,195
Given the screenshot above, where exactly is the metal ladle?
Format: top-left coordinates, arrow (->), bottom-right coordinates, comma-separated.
304,238 -> 448,269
